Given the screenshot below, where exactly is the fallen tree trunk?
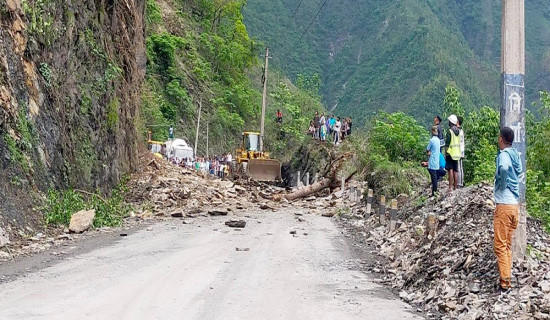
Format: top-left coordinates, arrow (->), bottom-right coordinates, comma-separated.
273,152 -> 355,201
274,178 -> 332,202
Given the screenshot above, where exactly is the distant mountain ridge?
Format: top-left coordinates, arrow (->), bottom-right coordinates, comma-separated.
243,0 -> 550,124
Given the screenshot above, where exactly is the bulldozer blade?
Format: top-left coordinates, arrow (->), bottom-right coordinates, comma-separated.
247,159 -> 282,181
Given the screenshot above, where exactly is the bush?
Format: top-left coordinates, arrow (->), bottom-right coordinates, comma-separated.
345,113 -> 429,198
44,181 -> 131,228
368,112 -> 429,163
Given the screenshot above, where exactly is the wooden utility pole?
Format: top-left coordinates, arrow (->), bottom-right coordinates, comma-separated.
206,110 -> 209,158
501,0 -> 526,259
260,48 -> 270,152
194,97 -> 202,158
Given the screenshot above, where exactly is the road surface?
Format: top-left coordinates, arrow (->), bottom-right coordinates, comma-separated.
0,210 -> 422,320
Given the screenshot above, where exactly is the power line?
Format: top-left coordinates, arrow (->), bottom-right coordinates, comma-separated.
290,0 -> 328,52
291,0 -> 304,18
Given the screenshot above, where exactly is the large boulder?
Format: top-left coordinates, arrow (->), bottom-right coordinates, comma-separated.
69,210 -> 96,233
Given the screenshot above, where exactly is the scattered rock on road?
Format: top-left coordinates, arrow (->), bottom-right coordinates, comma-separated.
209,209 -> 229,216
69,210 -> 96,234
225,220 -> 246,228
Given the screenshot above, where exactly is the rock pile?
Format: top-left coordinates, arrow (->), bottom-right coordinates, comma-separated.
358,184 -> 550,319
124,154 -> 286,219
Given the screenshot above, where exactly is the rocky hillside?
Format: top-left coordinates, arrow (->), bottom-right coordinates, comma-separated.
0,0 -> 145,234
243,0 -> 550,124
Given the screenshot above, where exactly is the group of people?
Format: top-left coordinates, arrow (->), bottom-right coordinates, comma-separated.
424,114 -> 465,196
308,111 -> 352,145
169,153 -> 233,179
425,114 -> 523,293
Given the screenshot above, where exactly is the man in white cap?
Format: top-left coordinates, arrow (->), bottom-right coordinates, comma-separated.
445,114 -> 461,191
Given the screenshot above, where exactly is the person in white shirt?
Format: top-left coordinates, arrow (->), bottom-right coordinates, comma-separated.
333,117 -> 342,145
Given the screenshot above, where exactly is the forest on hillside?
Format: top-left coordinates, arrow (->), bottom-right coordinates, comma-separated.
243,0 -> 550,125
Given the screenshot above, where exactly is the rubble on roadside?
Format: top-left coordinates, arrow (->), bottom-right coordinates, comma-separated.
342,183 -> 550,319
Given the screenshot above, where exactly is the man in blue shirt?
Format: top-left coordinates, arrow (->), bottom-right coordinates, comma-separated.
494,127 -> 522,292
426,126 -> 441,196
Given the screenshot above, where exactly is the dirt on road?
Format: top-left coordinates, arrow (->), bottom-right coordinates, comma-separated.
0,209 -> 421,320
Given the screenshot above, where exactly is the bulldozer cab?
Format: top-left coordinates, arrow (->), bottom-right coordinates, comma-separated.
243,132 -> 260,152
234,132 -> 282,181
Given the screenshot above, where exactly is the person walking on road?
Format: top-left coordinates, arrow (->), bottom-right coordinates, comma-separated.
445,115 -> 461,191
493,127 -> 522,292
426,126 -> 441,196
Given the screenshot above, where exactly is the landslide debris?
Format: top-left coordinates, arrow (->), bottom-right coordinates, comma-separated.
343,184 -> 550,319
124,153 -> 287,219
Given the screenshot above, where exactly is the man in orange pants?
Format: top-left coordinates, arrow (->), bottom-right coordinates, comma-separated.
494,127 -> 522,292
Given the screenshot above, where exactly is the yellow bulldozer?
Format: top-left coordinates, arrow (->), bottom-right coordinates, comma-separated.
234,132 -> 282,181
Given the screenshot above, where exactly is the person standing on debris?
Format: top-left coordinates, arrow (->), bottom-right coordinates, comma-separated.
308,121 -> 315,137
457,116 -> 465,188
434,116 -> 444,150
333,117 -> 342,145
426,126 -> 441,196
445,115 -> 461,191
313,111 -> 320,140
276,109 -> 283,123
169,126 -> 174,140
493,127 -> 522,292
320,118 -> 327,143
330,115 -> 336,139
347,118 -> 352,136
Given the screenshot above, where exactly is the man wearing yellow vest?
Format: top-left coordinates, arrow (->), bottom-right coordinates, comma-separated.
445,115 -> 462,191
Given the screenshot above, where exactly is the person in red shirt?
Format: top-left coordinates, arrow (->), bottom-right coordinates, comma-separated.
276,109 -> 283,123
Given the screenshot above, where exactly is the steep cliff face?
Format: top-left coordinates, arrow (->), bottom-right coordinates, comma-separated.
0,0 -> 145,234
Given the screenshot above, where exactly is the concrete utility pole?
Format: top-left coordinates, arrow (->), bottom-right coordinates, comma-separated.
260,48 -> 270,152
501,0 -> 526,259
194,97 -> 202,158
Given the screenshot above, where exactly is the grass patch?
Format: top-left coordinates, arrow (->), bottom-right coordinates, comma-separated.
44,179 -> 132,228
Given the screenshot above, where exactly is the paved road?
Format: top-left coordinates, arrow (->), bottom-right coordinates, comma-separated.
0,210 -> 421,320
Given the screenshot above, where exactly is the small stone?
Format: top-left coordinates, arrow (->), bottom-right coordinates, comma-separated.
235,247 -> 250,252
225,220 -> 246,228
539,280 -> 550,293
170,212 -> 184,218
209,209 -> 229,216
290,230 -> 297,235
182,219 -> 195,225
147,227 -> 153,231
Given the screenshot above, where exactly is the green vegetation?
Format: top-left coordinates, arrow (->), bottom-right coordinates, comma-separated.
243,0 -> 550,125
143,0 -> 259,151
142,0 -> 326,157
45,180 -> 131,228
345,112 -> 428,198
